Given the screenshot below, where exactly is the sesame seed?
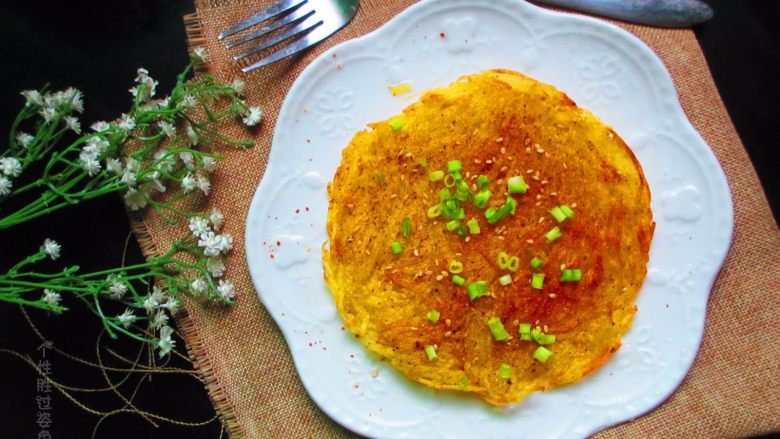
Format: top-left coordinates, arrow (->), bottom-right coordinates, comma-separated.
465,237 -> 471,242
538,217 -> 545,223
544,325 -> 549,332
405,152 -> 413,158
425,270 -> 432,275
410,326 -> 418,330
527,169 -> 533,174
389,194 -> 398,199
444,331 -> 452,337
500,147 -> 506,154
513,319 -> 519,326
535,319 -> 540,325
571,202 -> 577,208
445,319 -> 451,326
486,160 -> 493,164
474,159 -> 482,164
371,369 -> 380,378
365,249 -> 371,255
548,293 -> 557,299
563,163 -> 568,169
560,264 -> 566,270
500,166 -> 508,172
535,201 -> 542,206
441,271 -> 448,276
525,138 -> 531,146
526,239 -> 534,244
536,194 -> 542,200
496,137 -> 504,143
550,192 -> 558,196
525,147 -> 531,153
497,236 -> 505,240
436,275 -> 444,281
541,180 -> 548,185
413,249 -> 419,256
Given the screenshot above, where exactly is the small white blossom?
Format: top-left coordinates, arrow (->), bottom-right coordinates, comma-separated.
229,78 -> 245,96
161,297 -> 180,312
198,231 -> 222,257
80,156 -> 101,176
118,113 -> 136,131
143,295 -> 158,314
196,175 -> 211,196
21,90 -> 43,106
157,325 -> 176,357
201,156 -> 217,173
117,308 -> 137,328
131,68 -> 158,102
106,158 -> 123,175
158,121 -> 175,138
39,107 -> 57,122
189,216 -> 210,237
146,170 -> 166,193
123,188 -> 147,211
107,274 -> 128,299
209,208 -> 224,231
91,121 -> 110,132
218,233 -> 233,253
151,309 -> 169,329
216,279 -> 236,301
120,166 -> 137,187
16,132 -> 34,148
42,239 -> 61,260
0,176 -> 11,197
186,125 -> 198,147
42,289 -> 62,307
0,157 -> 23,178
151,285 -> 167,304
206,257 -> 225,278
86,136 -> 110,155
179,94 -> 197,109
181,173 -> 197,193
190,277 -> 208,296
242,106 -> 263,127
179,151 -> 195,170
64,88 -> 84,113
63,116 -> 81,134
192,47 -> 208,63
157,96 -> 170,108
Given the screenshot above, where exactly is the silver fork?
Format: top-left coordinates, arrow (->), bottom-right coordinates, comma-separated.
219,0 -> 359,73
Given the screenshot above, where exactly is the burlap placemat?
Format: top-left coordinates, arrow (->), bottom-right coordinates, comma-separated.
129,1 -> 780,437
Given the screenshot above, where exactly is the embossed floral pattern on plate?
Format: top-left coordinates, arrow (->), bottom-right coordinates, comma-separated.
245,1 -> 733,438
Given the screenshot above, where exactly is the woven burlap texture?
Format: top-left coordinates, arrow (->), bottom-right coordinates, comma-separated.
128,1 -> 780,437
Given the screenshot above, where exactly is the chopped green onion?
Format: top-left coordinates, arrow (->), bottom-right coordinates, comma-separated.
519,323 -> 531,335
419,158 -> 429,169
451,275 -> 466,286
429,170 -> 444,182
473,190 -> 492,208
561,268 -> 582,282
390,119 -> 403,131
550,206 -> 567,223
530,257 -> 544,269
466,281 -> 489,300
498,274 -> 513,286
538,334 -> 556,345
402,217 -> 412,237
498,363 -> 513,379
458,376 -> 469,389
454,208 -> 465,220
426,310 -> 441,323
439,188 -> 451,202
520,333 -> 531,341
507,256 -> 520,272
487,317 -> 510,341
533,346 -> 552,363
390,241 -> 404,255
486,203 -> 511,224
497,251 -> 510,269
467,218 -> 481,234
424,345 -> 438,361
444,174 -> 456,187
507,176 -> 528,194
427,205 -> 441,218
447,160 -> 462,173
560,205 -> 574,218
545,226 -> 562,243
531,273 -> 545,289
446,220 -> 460,231
506,196 -> 517,214
455,180 -> 472,201
477,175 -> 490,190
448,260 -> 464,274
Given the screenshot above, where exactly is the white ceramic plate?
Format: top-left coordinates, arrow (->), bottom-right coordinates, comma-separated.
244,0 -> 733,437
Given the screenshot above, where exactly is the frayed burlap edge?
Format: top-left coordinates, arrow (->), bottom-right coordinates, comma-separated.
123,11 -> 246,439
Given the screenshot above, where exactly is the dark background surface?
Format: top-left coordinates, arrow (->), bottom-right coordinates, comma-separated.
0,1 -> 777,438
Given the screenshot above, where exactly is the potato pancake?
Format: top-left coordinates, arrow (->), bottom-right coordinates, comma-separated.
323,69 -> 654,405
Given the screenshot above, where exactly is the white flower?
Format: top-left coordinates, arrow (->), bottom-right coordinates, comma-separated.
120,166 -> 137,187
0,157 -> 22,178
201,156 -> 217,173
117,308 -> 137,328
106,158 -> 123,175
216,279 -> 236,302
16,132 -> 34,148
80,156 -> 101,176
198,231 -> 222,257
242,106 -> 263,127
0,176 -> 11,197
123,188 -> 147,211
206,257 -> 225,278
161,297 -> 180,312
146,170 -> 166,193
189,216 -> 210,237
181,173 -> 197,193
190,277 -> 208,296
42,289 -> 62,307
209,208 -> 224,231
86,136 -> 110,155
218,233 -> 233,253
64,88 -> 84,113
118,113 -> 136,131
196,175 -> 211,196
157,325 -> 176,357
186,125 -> 198,147
229,78 -> 245,96
143,295 -> 158,314
178,151 -> 195,170
91,121 -> 110,132
192,47 -> 208,63
63,116 -> 81,134
39,107 -> 57,122
158,121 -> 175,138
131,68 -> 158,102
151,310 -> 169,330
42,239 -> 61,260
179,94 -> 197,109
21,90 -> 43,106
151,285 -> 167,303
107,274 -> 128,299
157,96 -> 170,108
